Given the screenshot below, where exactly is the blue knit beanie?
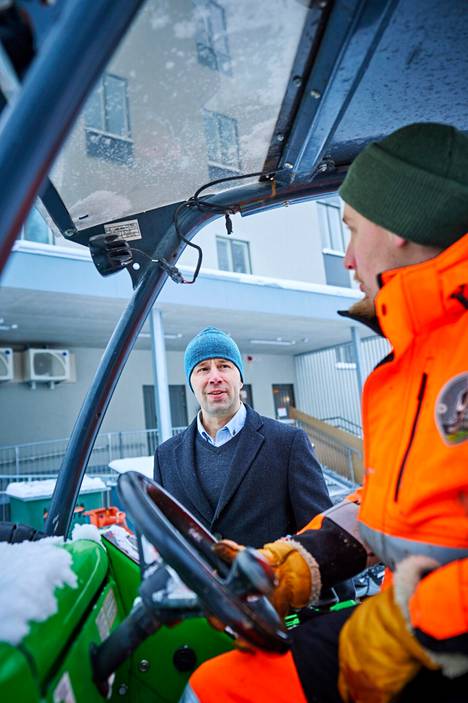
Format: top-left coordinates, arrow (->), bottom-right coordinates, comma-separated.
184,327 -> 244,390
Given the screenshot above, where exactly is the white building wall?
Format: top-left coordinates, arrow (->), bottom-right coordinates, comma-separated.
178,201 -> 327,284
241,353 -> 296,419
294,335 -> 391,431
295,347 -> 362,428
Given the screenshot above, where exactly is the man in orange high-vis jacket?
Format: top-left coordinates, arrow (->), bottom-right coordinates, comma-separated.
178,122 -> 468,703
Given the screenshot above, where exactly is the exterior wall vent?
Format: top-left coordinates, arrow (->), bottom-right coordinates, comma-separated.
24,349 -> 72,388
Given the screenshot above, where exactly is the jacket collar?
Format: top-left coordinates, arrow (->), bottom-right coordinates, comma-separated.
375,233 -> 468,357
337,308 -> 383,336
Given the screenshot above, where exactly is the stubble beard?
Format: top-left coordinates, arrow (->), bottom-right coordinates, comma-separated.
204,393 -> 236,418
347,295 -> 376,320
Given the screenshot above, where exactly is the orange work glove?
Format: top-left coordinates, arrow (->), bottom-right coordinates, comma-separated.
214,538 -> 318,618
338,585 -> 439,703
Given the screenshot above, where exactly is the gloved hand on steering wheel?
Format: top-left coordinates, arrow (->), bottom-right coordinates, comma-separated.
214,538 -> 320,618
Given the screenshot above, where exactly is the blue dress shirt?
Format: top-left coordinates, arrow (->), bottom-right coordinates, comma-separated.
197,402 -> 247,447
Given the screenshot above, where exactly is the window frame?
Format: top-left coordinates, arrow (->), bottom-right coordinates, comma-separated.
20,206 -> 54,245
317,200 -> 349,255
335,344 -> 356,369
194,0 -> 232,76
84,72 -> 134,165
216,235 -> 252,274
203,109 -> 241,177
85,72 -> 132,140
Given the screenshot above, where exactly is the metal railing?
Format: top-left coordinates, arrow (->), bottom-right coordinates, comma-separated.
0,414 -> 360,523
0,427 -> 187,477
0,427 -> 186,520
321,416 -> 363,437
291,408 -> 363,484
306,425 -> 362,483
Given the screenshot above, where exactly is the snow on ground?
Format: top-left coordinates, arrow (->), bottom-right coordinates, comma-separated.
5,476 -> 106,500
109,456 -> 154,478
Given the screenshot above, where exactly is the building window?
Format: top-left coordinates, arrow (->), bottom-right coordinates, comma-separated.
317,199 -> 351,287
335,344 -> 356,369
317,200 -> 348,253
204,110 -> 240,179
21,207 -> 53,244
84,73 -> 133,164
216,236 -> 251,273
272,384 -> 296,420
194,0 -> 231,75
240,384 -> 254,408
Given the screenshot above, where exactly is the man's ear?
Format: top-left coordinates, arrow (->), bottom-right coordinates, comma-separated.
390,232 -> 407,248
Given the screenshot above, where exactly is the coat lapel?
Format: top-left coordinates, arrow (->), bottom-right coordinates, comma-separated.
211,407 -> 264,526
173,419 -> 213,524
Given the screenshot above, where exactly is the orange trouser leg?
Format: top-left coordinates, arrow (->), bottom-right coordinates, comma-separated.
189,649 -> 307,703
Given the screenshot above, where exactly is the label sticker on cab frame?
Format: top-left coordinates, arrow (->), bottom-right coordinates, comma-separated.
104,219 -> 141,241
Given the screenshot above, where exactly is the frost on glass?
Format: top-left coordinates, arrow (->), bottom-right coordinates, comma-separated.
50,0 -> 308,229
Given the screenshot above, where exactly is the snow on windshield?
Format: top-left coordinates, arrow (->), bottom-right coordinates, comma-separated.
51,0 -> 310,229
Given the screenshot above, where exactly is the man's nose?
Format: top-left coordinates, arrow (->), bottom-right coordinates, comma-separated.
343,244 -> 355,270
207,368 -> 223,383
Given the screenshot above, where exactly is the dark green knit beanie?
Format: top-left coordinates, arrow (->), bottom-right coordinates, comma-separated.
339,123 -> 468,248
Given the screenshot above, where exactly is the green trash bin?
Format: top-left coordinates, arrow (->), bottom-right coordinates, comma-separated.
6,476 -> 110,532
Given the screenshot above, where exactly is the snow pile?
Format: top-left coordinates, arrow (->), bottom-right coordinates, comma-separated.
71,523 -> 102,545
109,456 -> 153,477
0,538 -> 77,645
6,476 -> 106,500
0,525 -> 105,645
104,525 -> 132,550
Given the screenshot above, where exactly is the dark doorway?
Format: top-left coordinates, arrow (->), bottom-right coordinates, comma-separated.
272,383 -> 295,419
143,385 -> 188,453
240,383 -> 254,408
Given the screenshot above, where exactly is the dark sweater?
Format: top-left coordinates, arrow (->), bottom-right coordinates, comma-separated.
194,431 -> 243,513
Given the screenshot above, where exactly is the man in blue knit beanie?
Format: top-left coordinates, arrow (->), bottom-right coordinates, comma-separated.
153,327 -> 336,568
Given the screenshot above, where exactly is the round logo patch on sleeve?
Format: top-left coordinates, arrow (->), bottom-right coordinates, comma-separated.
435,372 -> 468,445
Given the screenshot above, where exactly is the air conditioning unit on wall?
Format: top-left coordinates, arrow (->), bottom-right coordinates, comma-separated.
24,349 -> 72,388
0,348 -> 14,382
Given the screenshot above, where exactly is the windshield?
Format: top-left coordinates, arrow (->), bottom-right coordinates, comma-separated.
50,0 -> 310,230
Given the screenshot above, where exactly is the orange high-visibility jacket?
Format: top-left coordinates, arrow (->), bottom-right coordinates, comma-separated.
358,233 -> 468,646
297,234 -> 468,648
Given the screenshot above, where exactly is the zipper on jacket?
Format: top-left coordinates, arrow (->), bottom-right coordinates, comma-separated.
394,373 -> 428,502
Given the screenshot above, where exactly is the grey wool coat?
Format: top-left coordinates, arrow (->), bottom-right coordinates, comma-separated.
153,405 -> 333,548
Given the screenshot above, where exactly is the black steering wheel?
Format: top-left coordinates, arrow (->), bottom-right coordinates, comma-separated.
118,471 -> 290,653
